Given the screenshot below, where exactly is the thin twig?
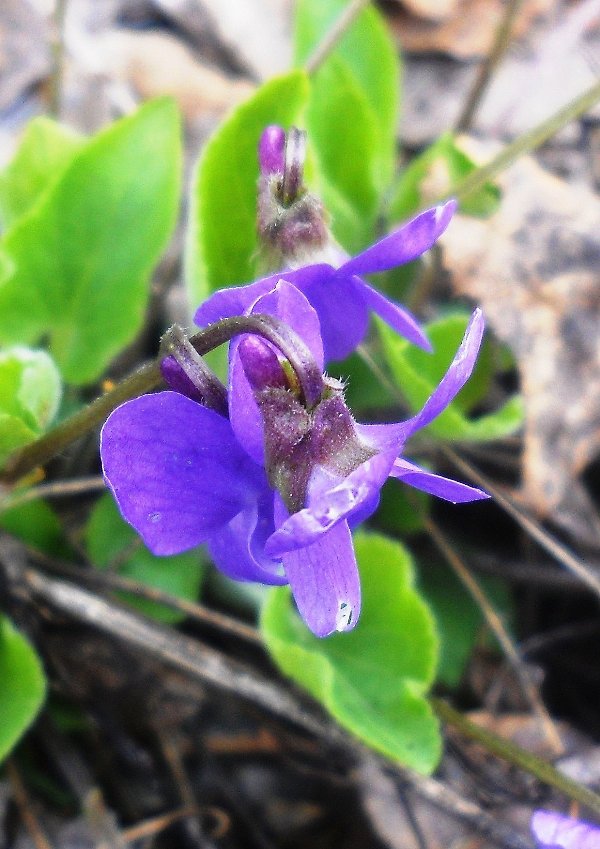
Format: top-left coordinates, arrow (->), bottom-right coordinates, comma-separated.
122,806 -> 199,844
27,545 -> 262,646
49,0 -> 68,118
451,78 -> 600,203
423,514 -> 564,755
441,446 -> 600,599
304,0 -> 372,75
455,0 -> 526,132
433,699 -> 600,818
5,759 -> 55,849
0,476 -> 106,514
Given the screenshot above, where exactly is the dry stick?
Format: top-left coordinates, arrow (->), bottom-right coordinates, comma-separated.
122,807 -> 200,844
0,476 -> 106,513
27,546 -> 262,645
441,445 -> 600,599
5,760 -> 55,849
455,0 -> 526,132
304,0 -> 372,75
433,699 -> 600,819
49,0 -> 68,117
423,514 -> 564,755
17,562 -> 600,818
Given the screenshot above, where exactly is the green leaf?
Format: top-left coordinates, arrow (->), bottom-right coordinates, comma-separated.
0,99 -> 181,384
0,499 -> 68,556
0,347 -> 61,465
388,132 -> 501,223
0,615 -> 46,762
186,71 -> 309,307
0,117 -> 83,228
261,531 -> 441,772
417,560 -> 513,688
379,314 -> 524,442
295,0 -> 399,190
304,59 -> 378,250
85,493 -> 204,624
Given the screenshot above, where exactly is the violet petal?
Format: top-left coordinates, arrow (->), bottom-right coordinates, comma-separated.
275,497 -> 361,637
350,276 -> 431,351
265,450 -> 397,556
390,458 -> 489,502
338,200 -> 457,276
101,392 -> 264,555
532,812 -> 600,849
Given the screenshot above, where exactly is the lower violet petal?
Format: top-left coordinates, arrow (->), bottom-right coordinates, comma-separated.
390,458 -> 489,503
280,511 -> 361,638
101,392 -> 263,555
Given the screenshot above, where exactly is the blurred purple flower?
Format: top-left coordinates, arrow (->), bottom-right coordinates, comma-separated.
101,285 -> 487,637
197,200 -> 455,362
532,811 -> 600,849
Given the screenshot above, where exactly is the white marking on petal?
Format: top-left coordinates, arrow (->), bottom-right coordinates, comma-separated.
335,600 -> 354,632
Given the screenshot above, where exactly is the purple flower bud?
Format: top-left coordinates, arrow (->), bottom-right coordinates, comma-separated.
258,125 -> 286,176
238,335 -> 288,393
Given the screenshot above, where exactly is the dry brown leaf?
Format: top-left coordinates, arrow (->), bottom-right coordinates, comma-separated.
387,0 -> 552,58
441,150 -> 600,546
91,30 -> 255,123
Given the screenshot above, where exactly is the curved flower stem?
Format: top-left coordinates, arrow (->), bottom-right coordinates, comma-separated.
1,314 -> 322,485
433,698 -> 600,817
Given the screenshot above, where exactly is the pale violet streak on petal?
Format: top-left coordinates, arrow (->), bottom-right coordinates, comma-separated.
532,812 -> 600,849
228,339 -> 266,464
390,458 -> 489,503
101,392 -> 262,556
279,511 -> 361,637
337,200 -> 457,276
265,450 -> 397,556
250,278 -> 324,370
402,308 -> 485,440
207,499 -> 287,585
350,276 -> 431,351
301,271 -> 369,362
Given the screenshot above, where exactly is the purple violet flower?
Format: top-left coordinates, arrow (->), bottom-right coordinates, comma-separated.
101,285 -> 488,638
196,125 -> 457,363
532,811 -> 600,849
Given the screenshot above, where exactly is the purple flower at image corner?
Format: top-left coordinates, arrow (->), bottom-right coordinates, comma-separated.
195,125 -> 457,364
100,283 -> 488,638
532,811 -> 600,849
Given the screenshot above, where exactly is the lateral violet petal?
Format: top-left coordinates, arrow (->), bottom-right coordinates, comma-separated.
207,495 -> 287,585
338,200 -> 457,276
390,458 -> 489,503
228,341 -> 266,464
350,276 -> 431,351
101,392 -> 263,555
265,450 -> 397,556
532,812 -> 600,849
275,498 -> 361,637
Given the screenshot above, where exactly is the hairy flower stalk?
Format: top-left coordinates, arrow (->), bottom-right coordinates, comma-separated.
197,125 -> 457,363
101,283 -> 488,637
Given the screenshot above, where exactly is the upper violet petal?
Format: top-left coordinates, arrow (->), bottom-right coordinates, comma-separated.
532,812 -> 600,849
350,276 -> 431,351
301,271 -> 369,361
338,200 -> 457,277
390,458 -> 489,503
403,308 -> 485,439
275,496 -> 361,637
100,391 -> 263,555
265,450 -> 397,556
